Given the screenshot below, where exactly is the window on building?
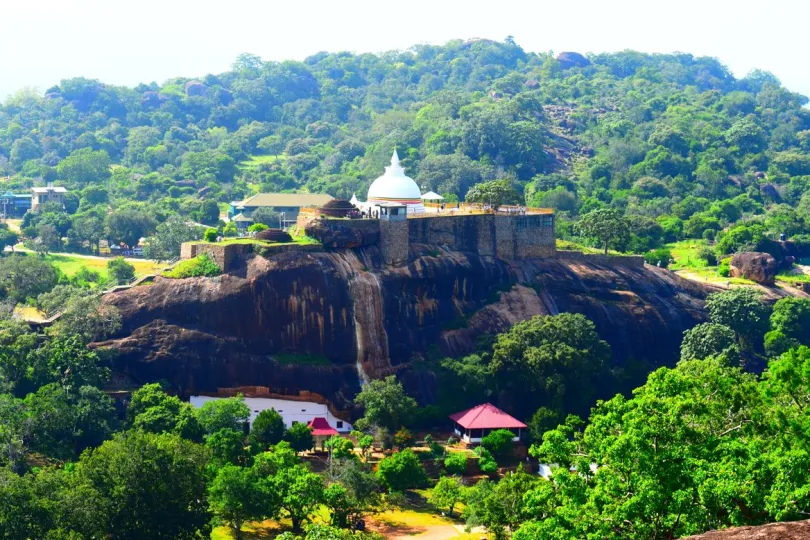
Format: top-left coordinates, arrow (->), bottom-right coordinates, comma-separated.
336,421 -> 343,429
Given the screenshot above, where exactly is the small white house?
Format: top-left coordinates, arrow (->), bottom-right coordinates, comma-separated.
449,403 -> 526,444
189,395 -> 352,433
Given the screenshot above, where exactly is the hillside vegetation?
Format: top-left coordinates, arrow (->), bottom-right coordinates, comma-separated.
1,39 -> 810,262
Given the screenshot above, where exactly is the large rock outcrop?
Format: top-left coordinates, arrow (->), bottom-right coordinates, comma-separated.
730,252 -> 778,284
96,246 -> 715,408
685,520 -> 810,539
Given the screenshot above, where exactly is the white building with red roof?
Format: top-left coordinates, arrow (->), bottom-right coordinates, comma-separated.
449,403 -> 527,444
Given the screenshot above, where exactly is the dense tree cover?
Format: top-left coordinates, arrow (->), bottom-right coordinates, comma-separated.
1,40 -> 809,259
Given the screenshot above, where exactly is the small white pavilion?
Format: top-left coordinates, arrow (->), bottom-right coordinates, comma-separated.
352,150 -> 425,215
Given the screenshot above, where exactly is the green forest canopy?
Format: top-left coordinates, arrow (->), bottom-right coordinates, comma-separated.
2,39 -> 810,259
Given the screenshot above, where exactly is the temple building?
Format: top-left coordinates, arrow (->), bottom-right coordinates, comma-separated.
352,150 -> 425,215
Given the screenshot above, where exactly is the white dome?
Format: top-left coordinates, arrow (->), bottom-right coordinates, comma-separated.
367,150 -> 423,202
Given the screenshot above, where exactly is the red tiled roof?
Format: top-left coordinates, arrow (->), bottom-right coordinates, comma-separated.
307,417 -> 338,436
449,403 -> 527,430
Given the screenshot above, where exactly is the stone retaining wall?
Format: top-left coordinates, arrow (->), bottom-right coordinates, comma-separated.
556,250 -> 645,268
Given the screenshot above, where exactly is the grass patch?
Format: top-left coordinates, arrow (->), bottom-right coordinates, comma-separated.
239,154 -> 284,171
556,239 -> 622,255
776,271 -> 810,284
42,253 -> 165,279
666,240 -> 711,270
163,254 -> 221,279
274,354 -> 331,365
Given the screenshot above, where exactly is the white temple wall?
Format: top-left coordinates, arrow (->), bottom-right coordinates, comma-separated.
189,396 -> 352,432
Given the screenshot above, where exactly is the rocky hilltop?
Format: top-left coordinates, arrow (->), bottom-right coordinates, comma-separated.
96,246 -> 715,408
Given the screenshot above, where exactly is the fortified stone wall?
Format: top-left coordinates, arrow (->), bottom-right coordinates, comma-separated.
408,214 -> 556,261
181,243 -> 253,272
556,250 -> 645,268
379,220 -> 409,265
181,242 -> 322,272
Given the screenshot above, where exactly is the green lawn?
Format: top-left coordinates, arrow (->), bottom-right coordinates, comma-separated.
666,239 -> 712,270
239,154 -> 284,171
43,253 -> 166,279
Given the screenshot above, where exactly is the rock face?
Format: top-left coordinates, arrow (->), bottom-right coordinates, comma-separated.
557,51 -> 591,69
684,520 -> 810,539
96,247 -> 715,408
730,252 -> 778,284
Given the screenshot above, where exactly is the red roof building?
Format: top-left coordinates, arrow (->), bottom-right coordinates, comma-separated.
449,403 -> 527,444
307,417 -> 339,437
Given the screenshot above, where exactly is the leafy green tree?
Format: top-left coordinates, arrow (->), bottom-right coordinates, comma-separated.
34,223 -> 62,255
706,288 -> 771,351
50,295 -> 121,343
464,179 -> 520,208
463,471 -> 538,538
77,430 -> 211,539
203,227 -> 218,242
196,396 -> 250,435
680,322 -> 740,363
29,335 -> 109,393
57,148 -> 111,186
142,216 -> 203,261
0,226 -> 19,253
444,451 -> 468,475
25,383 -> 118,460
490,313 -> 610,415
250,408 -> 286,448
104,207 -> 157,248
430,476 -> 463,517
0,255 -> 59,302
324,436 -> 355,460
206,428 -> 249,466
284,422 -> 315,454
199,200 -> 221,225
526,407 -> 560,444
70,215 -> 104,254
770,297 -> 810,345
354,375 -> 417,431
272,464 -> 325,532
127,383 -> 203,441
574,209 -> 629,255
106,257 -> 135,285
480,429 -> 515,458
250,207 -> 280,227
208,465 -> 266,540
476,447 -> 498,474
376,449 -> 427,492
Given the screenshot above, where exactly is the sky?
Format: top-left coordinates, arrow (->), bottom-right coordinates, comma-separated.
2,0 -> 808,100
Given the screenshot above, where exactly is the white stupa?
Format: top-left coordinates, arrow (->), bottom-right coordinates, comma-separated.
362,150 -> 425,214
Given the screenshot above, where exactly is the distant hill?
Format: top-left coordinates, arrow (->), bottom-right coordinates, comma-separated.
1,39 -> 810,254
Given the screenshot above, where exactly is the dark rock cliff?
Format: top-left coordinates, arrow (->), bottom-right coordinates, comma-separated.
95,246 -> 716,409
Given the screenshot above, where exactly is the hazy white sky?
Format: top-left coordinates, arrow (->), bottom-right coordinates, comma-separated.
2,0 -> 807,100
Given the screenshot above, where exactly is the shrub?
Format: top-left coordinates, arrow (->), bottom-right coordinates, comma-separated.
698,246 -> 717,266
444,451 -> 468,475
702,229 -> 716,241
248,223 -> 268,233
203,228 -> 218,242
223,222 -> 238,237
644,248 -> 673,268
717,258 -> 731,277
476,447 -> 498,474
764,330 -> 800,357
164,254 -> 221,279
376,449 -> 428,492
106,257 -> 135,285
394,427 -> 414,449
480,429 -> 515,458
